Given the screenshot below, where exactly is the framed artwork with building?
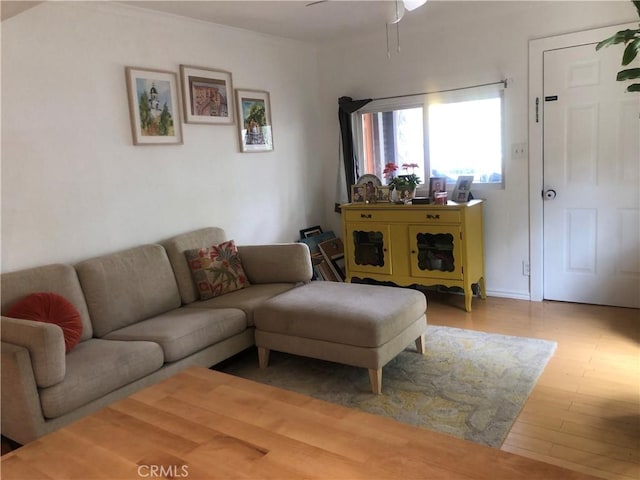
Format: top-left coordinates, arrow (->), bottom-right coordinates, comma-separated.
125,67 -> 183,145
180,65 -> 234,125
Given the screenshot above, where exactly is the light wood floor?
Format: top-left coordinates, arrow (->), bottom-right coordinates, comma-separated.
425,292 -> 639,480
2,294 -> 637,480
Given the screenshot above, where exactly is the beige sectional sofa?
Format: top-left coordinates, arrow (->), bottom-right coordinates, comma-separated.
1,227 -> 312,445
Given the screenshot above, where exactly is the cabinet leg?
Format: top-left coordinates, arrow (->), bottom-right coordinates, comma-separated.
464,289 -> 473,312
479,277 -> 487,300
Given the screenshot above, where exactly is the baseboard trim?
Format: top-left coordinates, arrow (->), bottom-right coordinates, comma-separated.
485,289 -> 531,301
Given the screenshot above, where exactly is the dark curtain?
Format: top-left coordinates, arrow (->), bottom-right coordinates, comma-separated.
338,96 -> 372,202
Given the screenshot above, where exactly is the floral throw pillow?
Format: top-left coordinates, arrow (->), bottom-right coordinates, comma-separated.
185,240 -> 250,300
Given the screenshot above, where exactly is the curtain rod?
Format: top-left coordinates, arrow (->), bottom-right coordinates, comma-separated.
372,79 -> 508,102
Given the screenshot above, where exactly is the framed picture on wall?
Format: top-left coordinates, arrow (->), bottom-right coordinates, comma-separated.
125,66 -> 183,145
235,89 -> 274,152
180,65 -> 234,125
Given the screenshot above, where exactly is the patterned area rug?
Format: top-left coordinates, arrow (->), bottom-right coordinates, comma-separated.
216,325 -> 557,447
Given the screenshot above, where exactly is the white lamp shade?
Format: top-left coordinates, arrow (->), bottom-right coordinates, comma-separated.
403,0 -> 427,11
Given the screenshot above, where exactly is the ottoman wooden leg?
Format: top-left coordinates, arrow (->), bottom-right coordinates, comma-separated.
369,368 -> 382,395
258,347 -> 270,369
415,334 -> 425,354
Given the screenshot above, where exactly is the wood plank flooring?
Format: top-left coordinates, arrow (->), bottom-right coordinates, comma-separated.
424,292 -> 639,480
1,366 -> 599,480
2,293 -> 638,480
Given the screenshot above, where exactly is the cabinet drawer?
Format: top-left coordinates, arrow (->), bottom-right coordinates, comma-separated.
344,209 -> 461,224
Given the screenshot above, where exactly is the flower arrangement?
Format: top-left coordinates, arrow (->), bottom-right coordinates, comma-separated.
383,162 -> 421,191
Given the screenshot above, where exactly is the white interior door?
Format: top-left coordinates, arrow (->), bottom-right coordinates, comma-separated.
543,42 -> 639,308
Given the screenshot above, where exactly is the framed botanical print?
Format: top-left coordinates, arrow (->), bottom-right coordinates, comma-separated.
125,67 -> 183,145
180,65 -> 234,125
235,89 -> 273,152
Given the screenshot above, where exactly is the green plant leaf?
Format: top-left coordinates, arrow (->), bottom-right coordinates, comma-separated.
596,29 -> 639,50
627,83 -> 640,92
622,38 -> 640,65
634,0 -> 640,17
617,67 -> 640,81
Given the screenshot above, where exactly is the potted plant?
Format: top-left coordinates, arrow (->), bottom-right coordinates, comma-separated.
383,162 -> 422,202
596,0 -> 640,92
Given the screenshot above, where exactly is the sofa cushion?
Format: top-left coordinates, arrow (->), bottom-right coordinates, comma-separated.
1,264 -> 93,341
39,338 -> 163,419
103,307 -> 247,362
162,227 -> 228,304
75,245 -> 182,337
187,283 -> 297,327
254,282 -> 427,348
237,244 -> 313,284
6,293 -> 83,353
185,240 -> 250,300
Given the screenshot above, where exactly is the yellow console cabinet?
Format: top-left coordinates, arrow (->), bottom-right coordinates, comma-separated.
341,200 -> 486,312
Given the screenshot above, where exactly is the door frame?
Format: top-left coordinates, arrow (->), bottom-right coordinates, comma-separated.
527,23 -> 635,301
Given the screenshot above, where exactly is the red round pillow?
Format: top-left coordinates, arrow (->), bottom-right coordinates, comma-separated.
7,292 -> 83,353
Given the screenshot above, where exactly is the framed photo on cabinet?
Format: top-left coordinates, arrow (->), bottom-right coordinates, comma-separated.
180,65 -> 234,125
351,184 -> 366,203
376,186 -> 391,202
428,177 -> 447,199
452,175 -> 474,202
125,66 -> 183,145
235,89 -> 273,152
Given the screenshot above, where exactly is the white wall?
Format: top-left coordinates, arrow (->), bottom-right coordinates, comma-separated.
1,1 -> 323,272
3,1 -> 635,296
316,0 -> 635,299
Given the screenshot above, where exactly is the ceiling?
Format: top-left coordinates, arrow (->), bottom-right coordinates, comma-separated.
1,1 -> 436,43
123,0 -> 428,43
1,1 -> 42,20
1,1 -> 555,43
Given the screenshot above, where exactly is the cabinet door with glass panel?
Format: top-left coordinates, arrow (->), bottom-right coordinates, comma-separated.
344,223 -> 393,276
408,225 -> 463,280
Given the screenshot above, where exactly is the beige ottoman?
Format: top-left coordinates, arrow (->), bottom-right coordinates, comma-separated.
253,282 -> 427,394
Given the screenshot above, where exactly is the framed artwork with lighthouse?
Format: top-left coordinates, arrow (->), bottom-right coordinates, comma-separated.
125,66 -> 183,145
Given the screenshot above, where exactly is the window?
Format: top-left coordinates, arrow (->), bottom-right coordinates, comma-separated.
355,85 -> 504,187
359,106 -> 425,183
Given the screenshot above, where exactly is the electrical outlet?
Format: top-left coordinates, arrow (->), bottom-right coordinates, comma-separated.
522,261 -> 530,276
512,143 -> 527,160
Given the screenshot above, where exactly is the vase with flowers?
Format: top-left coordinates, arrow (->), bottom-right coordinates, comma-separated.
383,162 -> 422,203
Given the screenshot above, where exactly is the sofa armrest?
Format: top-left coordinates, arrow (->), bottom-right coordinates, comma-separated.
238,243 -> 313,284
1,316 -> 66,387
1,341 -> 47,444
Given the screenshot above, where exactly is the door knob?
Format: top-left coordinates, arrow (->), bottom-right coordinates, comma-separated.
544,189 -> 557,200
